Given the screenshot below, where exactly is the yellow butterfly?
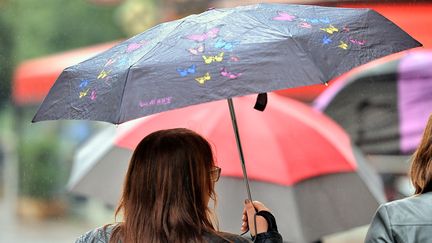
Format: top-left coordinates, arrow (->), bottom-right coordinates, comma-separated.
97,70 -> 111,79
195,72 -> 211,84
338,41 -> 349,50
79,88 -> 90,98
202,52 -> 224,64
214,52 -> 224,62
320,25 -> 338,34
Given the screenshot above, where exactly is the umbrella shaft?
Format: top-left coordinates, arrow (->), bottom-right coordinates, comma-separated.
227,98 -> 253,202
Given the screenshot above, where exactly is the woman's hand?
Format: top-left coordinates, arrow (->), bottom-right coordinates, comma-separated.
241,200 -> 271,236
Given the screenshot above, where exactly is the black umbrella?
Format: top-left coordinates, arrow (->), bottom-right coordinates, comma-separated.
33,3 -> 420,201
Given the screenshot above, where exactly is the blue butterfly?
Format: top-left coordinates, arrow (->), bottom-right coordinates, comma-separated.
304,17 -> 330,24
177,64 -> 196,77
115,56 -> 129,67
79,79 -> 89,88
319,17 -> 330,24
322,35 -> 332,45
215,39 -> 239,51
309,18 -> 320,24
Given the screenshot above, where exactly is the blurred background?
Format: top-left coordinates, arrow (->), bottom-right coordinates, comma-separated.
0,0 -> 431,242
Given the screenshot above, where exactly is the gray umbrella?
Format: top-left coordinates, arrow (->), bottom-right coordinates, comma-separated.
33,3 -> 420,124
216,150 -> 384,243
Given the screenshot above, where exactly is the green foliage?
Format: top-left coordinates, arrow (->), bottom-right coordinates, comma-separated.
18,135 -> 64,199
0,0 -> 125,105
0,11 -> 14,107
11,0 -> 125,62
1,1 -> 125,199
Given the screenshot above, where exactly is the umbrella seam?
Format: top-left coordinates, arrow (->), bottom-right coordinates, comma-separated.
238,6 -> 328,84
129,19 -> 188,67
116,68 -> 132,124
325,10 -> 367,81
256,5 -> 328,83
116,20 -> 188,123
292,188 -> 311,242
290,5 -> 327,83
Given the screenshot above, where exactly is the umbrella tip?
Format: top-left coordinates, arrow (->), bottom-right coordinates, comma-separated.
324,82 -> 329,87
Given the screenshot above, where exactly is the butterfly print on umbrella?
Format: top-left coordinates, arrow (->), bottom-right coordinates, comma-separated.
176,64 -> 197,77
202,52 -> 224,64
273,11 -> 296,21
195,72 -> 211,84
187,43 -> 205,55
185,27 -> 220,42
220,67 -> 242,79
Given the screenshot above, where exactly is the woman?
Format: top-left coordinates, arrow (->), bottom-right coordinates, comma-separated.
76,128 -> 282,243
365,114 -> 432,242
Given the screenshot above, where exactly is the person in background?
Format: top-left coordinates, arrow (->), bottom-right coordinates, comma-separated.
365,114 -> 432,242
76,128 -> 282,243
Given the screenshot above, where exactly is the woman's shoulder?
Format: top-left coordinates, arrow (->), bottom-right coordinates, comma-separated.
384,192 -> 432,210
75,224 -> 117,243
380,192 -> 432,223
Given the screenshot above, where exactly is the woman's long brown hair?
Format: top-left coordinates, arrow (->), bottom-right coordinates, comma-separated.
410,114 -> 432,194
110,128 -> 218,243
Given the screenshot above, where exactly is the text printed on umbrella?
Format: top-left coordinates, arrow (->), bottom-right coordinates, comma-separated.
139,97 -> 173,108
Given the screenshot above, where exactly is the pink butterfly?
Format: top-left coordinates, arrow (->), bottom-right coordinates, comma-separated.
105,58 -> 116,66
90,90 -> 97,101
127,43 -> 143,52
126,41 -> 148,53
187,43 -> 205,55
273,12 -> 296,21
186,27 -> 220,42
230,56 -> 240,62
206,27 -> 220,39
299,22 -> 312,28
220,67 -> 242,79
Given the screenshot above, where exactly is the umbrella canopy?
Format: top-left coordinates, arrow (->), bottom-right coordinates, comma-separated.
314,49 -> 432,155
12,42 -> 117,105
68,94 -> 385,242
33,3 -> 420,124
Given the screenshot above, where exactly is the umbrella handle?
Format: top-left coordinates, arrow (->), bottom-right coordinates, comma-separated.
227,98 -> 253,202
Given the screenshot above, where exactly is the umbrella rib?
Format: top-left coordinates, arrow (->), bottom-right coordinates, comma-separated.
328,10 -> 370,80
244,7 -> 327,84
287,5 -> 331,84
115,68 -> 132,124
116,20 -> 189,123
130,19 -> 188,69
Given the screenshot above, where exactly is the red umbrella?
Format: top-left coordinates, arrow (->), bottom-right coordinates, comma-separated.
115,93 -> 356,186
12,41 -> 118,105
69,93 -> 384,242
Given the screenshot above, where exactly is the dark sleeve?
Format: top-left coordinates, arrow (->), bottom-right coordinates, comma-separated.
254,231 -> 283,243
364,205 -> 394,243
254,211 -> 283,243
